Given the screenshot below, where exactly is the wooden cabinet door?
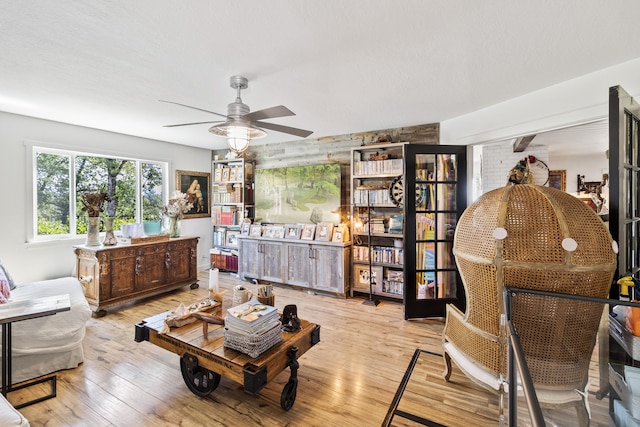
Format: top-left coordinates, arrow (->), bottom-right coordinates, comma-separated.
286,243 -> 312,287
135,244 -> 167,290
239,238 -> 262,280
107,249 -> 137,298
311,245 -> 343,293
262,241 -> 283,282
166,240 -> 195,283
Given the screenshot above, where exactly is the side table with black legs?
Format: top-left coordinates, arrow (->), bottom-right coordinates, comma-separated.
0,294 -> 70,409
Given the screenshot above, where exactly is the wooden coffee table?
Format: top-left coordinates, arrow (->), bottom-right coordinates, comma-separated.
134,309 -> 320,410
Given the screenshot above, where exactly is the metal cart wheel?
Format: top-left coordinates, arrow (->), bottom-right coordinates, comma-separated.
180,353 -> 220,397
280,379 -> 298,410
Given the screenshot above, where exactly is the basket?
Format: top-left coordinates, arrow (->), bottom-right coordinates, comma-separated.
224,322 -> 282,358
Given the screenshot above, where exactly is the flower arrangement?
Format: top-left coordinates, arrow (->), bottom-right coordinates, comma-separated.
81,191 -> 110,217
162,191 -> 194,219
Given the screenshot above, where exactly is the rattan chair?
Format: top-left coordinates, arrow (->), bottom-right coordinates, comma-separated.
442,184 -> 616,426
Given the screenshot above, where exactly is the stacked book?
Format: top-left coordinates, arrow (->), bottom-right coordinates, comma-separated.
224,300 -> 282,357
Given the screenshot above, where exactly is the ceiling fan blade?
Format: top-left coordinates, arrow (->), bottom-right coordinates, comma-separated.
253,120 -> 313,138
164,120 -> 224,128
242,105 -> 295,122
159,100 -> 228,119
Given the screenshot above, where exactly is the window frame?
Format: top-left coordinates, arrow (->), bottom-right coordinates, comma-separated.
27,141 -> 169,243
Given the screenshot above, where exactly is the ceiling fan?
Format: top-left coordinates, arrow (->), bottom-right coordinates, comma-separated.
161,75 -> 313,153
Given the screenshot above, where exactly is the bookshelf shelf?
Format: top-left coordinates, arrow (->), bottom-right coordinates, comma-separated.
211,158 -> 255,272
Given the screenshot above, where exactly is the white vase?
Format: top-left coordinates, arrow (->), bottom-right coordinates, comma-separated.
86,216 -> 100,246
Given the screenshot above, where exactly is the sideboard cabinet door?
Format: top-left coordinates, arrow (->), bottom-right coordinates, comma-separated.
166,239 -> 197,283
312,244 -> 348,295
262,241 -> 283,283
238,238 -> 262,280
286,243 -> 312,287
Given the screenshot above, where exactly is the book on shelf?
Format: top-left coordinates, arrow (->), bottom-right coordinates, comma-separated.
220,206 -> 239,225
212,206 -> 222,224
353,158 -> 403,176
213,228 -> 226,246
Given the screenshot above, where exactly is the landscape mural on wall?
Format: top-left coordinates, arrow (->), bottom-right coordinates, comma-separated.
255,163 -> 341,224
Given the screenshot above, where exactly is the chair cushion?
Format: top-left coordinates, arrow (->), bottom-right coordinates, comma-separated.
9,277 -> 91,353
0,393 -> 29,426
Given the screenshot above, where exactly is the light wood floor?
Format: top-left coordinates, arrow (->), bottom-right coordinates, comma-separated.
10,271 -> 611,426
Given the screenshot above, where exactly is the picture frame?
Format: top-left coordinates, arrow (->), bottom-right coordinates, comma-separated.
176,170 -> 210,219
272,224 -> 286,239
354,264 -> 382,291
548,170 -> 566,191
226,231 -> 240,247
222,168 -> 230,182
229,168 -> 237,182
332,224 -> 349,243
301,223 -> 316,240
249,224 -> 262,237
315,222 -> 334,242
285,224 -> 301,239
264,224 -> 275,238
214,168 -> 222,182
240,221 -> 251,235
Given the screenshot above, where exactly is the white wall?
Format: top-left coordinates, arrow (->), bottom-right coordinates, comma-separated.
481,144 -> 548,193
440,57 -> 640,148
549,152 -> 609,194
0,111 -> 213,284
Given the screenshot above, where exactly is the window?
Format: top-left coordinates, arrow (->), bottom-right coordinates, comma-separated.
33,146 -> 167,239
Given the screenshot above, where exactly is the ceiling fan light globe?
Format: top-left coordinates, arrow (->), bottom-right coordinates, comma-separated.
227,136 -> 250,153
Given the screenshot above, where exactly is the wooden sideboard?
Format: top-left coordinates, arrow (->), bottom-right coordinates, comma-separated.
238,236 -> 350,297
74,236 -> 199,316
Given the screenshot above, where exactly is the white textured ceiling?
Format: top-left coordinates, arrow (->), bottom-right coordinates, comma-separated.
0,1 -> 638,153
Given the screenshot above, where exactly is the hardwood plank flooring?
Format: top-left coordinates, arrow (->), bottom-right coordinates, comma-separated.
10,271 -> 610,426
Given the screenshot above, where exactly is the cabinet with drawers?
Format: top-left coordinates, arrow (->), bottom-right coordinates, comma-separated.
74,237 -> 199,316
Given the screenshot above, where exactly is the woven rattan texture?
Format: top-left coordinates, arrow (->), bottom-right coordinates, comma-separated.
454,257 -> 499,335
444,308 -> 504,376
445,184 -> 616,393
502,186 -> 565,264
453,186 -> 501,260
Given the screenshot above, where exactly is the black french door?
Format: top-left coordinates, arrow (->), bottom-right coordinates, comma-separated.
403,145 -> 467,319
609,85 -> 640,297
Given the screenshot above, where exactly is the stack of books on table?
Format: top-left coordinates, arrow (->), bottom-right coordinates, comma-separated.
224,300 -> 282,357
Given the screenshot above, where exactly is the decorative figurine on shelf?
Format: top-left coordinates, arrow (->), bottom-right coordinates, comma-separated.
506,157 -> 533,185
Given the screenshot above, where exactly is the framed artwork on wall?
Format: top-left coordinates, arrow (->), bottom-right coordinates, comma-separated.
548,170 -> 566,191
176,170 -> 210,219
